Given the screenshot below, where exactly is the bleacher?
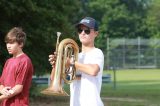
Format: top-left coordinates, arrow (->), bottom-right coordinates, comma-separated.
32,74 -> 111,85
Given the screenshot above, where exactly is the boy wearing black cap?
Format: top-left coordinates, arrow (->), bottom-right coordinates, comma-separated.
49,17 -> 104,106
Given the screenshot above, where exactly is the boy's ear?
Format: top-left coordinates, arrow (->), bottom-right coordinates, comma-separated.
95,31 -> 99,37
19,42 -> 24,48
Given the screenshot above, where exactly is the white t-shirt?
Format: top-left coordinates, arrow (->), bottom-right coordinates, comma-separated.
70,48 -> 104,106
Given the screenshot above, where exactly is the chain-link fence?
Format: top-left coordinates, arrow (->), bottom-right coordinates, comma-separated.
104,37 -> 160,70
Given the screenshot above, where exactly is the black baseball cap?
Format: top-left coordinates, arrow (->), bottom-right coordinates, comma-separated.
75,17 -> 98,31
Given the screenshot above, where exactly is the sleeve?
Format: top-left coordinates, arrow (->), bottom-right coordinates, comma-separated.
90,49 -> 104,73
15,59 -> 31,85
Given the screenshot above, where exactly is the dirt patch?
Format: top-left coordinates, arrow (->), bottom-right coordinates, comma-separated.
30,96 -> 70,106
102,97 -> 145,102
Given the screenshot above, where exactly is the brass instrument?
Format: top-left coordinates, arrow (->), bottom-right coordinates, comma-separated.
41,32 -> 79,96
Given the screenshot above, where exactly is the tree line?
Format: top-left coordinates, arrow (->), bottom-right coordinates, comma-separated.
0,0 -> 159,75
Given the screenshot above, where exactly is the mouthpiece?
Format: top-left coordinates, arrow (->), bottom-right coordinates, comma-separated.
57,32 -> 61,37
56,32 -> 61,53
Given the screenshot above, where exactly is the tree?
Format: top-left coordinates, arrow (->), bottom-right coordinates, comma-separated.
80,0 -> 151,50
0,0 -> 81,75
146,0 -> 160,38
78,0 -> 152,69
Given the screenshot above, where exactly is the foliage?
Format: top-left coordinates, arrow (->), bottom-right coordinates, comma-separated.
146,0 -> 160,38
0,0 -> 81,75
82,0 -> 152,51
1,0 -> 160,76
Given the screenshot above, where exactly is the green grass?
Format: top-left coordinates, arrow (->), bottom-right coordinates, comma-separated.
30,69 -> 160,106
101,69 -> 160,106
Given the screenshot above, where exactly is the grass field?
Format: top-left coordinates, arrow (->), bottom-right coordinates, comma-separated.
102,69 -> 160,106
30,69 -> 160,106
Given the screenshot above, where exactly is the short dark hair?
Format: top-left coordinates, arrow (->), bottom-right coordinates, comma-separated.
5,27 -> 26,46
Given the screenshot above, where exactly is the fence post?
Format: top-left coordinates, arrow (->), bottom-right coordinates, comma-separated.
112,66 -> 116,90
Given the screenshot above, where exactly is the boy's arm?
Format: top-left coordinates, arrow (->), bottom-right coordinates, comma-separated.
0,85 -> 23,101
75,61 -> 100,76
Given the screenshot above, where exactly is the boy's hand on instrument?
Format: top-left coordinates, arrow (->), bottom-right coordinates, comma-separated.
48,52 -> 57,67
65,55 -> 75,69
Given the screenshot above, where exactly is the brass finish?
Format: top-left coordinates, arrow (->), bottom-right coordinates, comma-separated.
41,32 -> 79,96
